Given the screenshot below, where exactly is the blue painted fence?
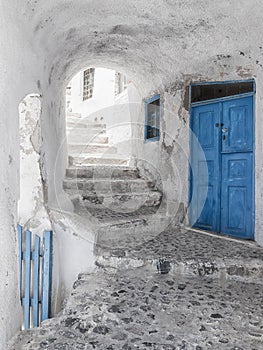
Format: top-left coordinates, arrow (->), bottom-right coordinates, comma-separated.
17,225 -> 53,330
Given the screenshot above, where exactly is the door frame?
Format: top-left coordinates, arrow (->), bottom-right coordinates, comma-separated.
188,79 -> 256,239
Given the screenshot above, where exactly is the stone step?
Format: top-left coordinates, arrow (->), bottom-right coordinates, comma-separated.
67,133 -> 108,144
68,143 -> 117,154
67,127 -> 106,136
96,215 -> 171,250
67,122 -> 105,129
66,111 -> 82,118
96,226 -> 263,285
69,155 -> 129,166
66,165 -> 139,179
85,204 -> 160,219
66,189 -> 162,210
67,119 -> 106,129
97,249 -> 263,285
63,178 -> 155,193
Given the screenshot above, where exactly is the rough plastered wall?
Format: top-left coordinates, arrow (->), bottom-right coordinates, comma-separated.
0,3 -> 44,348
18,95 -> 51,233
2,0 -> 263,347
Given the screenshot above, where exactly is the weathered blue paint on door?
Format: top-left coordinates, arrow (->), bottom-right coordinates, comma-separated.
221,152 -> 253,238
222,97 -> 253,153
190,103 -> 221,232
190,95 -> 254,239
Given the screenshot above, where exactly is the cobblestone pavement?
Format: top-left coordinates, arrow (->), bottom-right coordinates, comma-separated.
100,226 -> 263,262
130,227 -> 263,260
8,268 -> 263,350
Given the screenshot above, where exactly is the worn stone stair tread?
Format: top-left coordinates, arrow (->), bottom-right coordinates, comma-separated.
67,127 -> 106,133
67,160 -> 130,167
69,155 -> 130,166
66,117 -> 106,126
97,212 -> 167,225
68,145 -> 116,152
63,177 -> 153,184
68,142 -> 112,147
68,144 -> 117,154
66,136 -> 109,144
65,192 -> 161,203
67,116 -> 106,126
66,191 -> 162,211
69,154 -> 129,160
64,187 -> 160,195
66,112 -> 82,118
67,121 -> 106,128
65,166 -> 139,179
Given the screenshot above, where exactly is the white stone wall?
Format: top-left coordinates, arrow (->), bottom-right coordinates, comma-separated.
0,4 -> 41,348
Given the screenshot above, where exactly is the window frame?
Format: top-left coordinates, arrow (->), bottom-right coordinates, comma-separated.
144,94 -> 161,142
83,68 -> 95,101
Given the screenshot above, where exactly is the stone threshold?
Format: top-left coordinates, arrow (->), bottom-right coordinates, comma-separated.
96,225 -> 263,285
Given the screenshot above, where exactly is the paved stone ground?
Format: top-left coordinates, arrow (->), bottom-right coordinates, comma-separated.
8,268 -> 263,350
8,227 -> 263,349
99,226 -> 263,261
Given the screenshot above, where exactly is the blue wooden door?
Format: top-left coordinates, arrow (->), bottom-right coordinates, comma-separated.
190,96 -> 254,239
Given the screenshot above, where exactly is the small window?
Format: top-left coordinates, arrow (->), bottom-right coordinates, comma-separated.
191,80 -> 254,104
145,94 -> 161,141
83,68 -> 95,101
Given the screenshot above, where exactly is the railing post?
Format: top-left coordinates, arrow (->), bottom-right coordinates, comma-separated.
17,224 -> 23,301
41,230 -> 53,321
32,235 -> 40,327
23,230 -> 32,330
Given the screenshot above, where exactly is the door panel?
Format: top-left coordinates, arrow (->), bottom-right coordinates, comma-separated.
220,152 -> 253,238
222,96 -> 253,153
190,95 -> 254,239
196,185 -> 214,229
190,103 -> 220,232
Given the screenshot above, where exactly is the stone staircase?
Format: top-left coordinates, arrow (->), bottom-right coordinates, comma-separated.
65,113 -> 170,251
66,113 -> 129,166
